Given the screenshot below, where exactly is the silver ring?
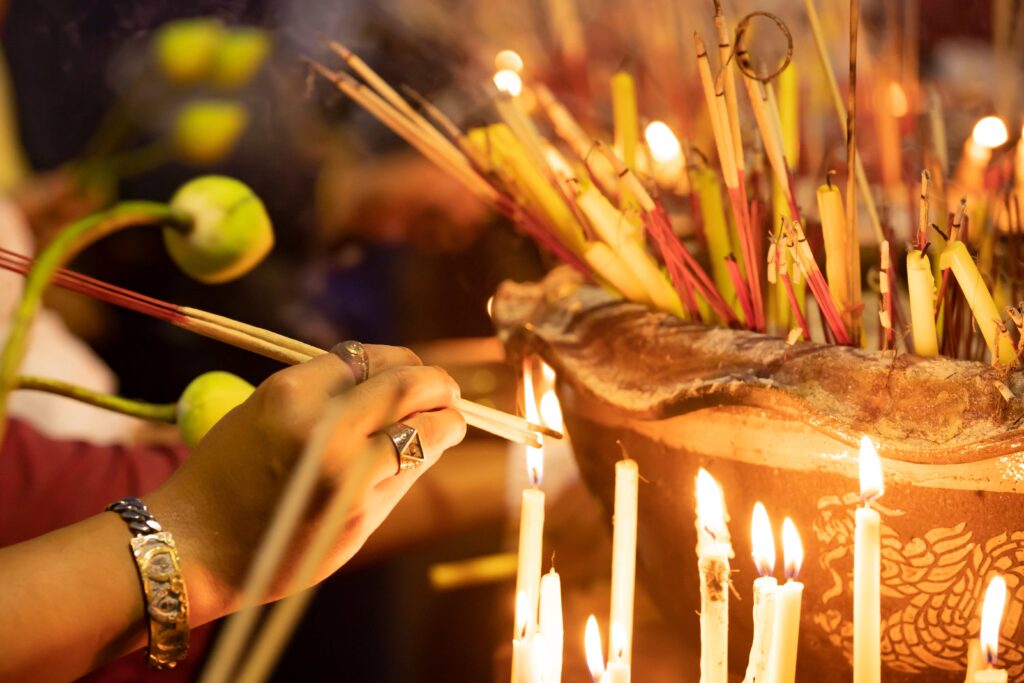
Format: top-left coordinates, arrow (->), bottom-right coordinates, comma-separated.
332,340 -> 369,384
385,422 -> 425,473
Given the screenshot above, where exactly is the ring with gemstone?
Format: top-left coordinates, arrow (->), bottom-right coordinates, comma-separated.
332,340 -> 369,384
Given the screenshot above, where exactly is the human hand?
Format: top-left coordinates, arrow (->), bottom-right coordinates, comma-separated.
146,345 -> 466,619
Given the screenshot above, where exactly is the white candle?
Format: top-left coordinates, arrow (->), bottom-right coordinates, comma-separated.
514,360 -> 545,639
765,518 -> 804,683
512,592 -> 546,683
854,436 -> 884,683
743,502 -> 778,683
610,456 -> 639,666
695,468 -> 733,683
974,575 -> 1009,683
956,116 -> 1007,192
539,568 -> 563,682
603,622 -> 631,683
584,616 -> 631,683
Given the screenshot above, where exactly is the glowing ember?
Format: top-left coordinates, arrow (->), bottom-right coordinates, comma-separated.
494,49 -> 524,73
493,69 -> 523,97
858,436 -> 884,502
751,501 -> 776,577
584,614 -> 605,682
781,517 -> 803,581
644,121 -> 683,163
980,574 -> 1007,665
972,116 -> 1009,149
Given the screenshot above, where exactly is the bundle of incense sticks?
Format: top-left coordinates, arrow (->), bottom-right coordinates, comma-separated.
0,248 -> 554,448
299,0 -> 1024,367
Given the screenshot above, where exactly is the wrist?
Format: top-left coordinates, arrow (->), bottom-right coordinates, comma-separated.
143,487 -> 236,625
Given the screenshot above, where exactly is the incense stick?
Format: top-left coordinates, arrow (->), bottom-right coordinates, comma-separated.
0,249 -> 552,447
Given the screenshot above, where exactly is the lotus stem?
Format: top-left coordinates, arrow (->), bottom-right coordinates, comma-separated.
13,375 -> 178,422
0,202 -> 191,443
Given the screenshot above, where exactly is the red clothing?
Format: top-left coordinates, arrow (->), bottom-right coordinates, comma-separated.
1,419 -> 213,682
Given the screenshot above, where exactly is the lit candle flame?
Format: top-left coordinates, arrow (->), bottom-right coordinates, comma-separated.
644,121 -> 683,164
539,390 -> 563,433
486,295 -> 494,319
781,517 -> 803,581
493,69 -> 523,97
494,49 -> 524,73
696,468 -> 727,540
972,116 -> 1009,149
515,590 -> 530,640
751,501 -> 776,577
584,614 -> 605,682
887,82 -> 908,118
980,574 -> 1007,666
859,436 -> 884,503
541,361 -> 556,385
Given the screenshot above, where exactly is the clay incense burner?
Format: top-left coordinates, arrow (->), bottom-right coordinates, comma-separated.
494,271 -> 1024,681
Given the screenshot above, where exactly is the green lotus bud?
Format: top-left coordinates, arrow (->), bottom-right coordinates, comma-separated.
164,176 -> 274,284
173,100 -> 249,166
154,18 -> 225,85
177,371 -> 254,447
210,28 -> 272,90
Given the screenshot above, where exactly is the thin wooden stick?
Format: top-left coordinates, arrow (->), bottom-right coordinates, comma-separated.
846,0 -> 861,344
233,439 -> 380,683
803,0 -> 884,244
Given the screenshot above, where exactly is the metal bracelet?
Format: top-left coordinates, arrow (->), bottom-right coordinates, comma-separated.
106,498 -> 190,669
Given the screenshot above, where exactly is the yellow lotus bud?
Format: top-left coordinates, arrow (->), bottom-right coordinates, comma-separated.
210,28 -> 271,89
164,175 -> 274,284
173,100 -> 249,166
153,18 -> 224,85
177,371 -> 254,447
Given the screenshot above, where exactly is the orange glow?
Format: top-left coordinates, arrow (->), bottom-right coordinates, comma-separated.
859,436 -> 884,502
584,615 -> 605,681
887,82 -> 908,118
980,575 -> 1007,665
781,517 -> 803,581
494,49 -> 524,73
751,502 -> 776,577
493,69 -> 523,97
644,121 -> 683,163
972,116 -> 1009,149
696,468 -> 727,539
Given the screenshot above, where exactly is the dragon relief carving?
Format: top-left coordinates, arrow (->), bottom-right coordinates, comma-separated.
813,493 -> 1024,678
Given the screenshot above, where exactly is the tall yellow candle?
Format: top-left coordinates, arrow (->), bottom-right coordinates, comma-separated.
907,250 -> 938,356
696,468 -> 733,683
743,502 -> 777,683
765,518 -> 804,683
611,71 -> 638,170
816,179 -> 861,338
609,456 -> 639,666
974,575 -> 1008,683
854,436 -> 883,683
938,241 -> 1016,364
